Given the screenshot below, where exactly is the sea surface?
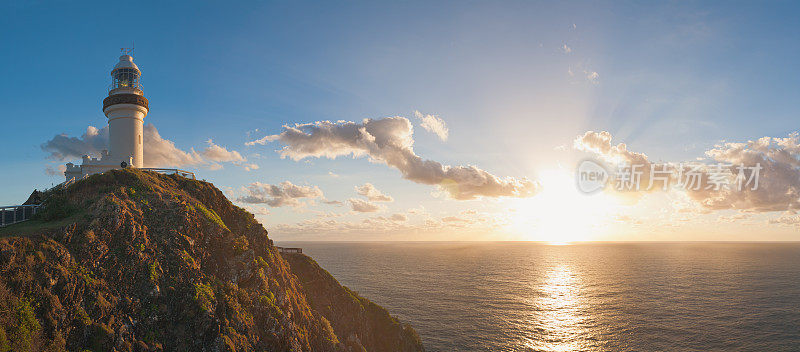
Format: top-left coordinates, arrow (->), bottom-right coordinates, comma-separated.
277,242 -> 800,351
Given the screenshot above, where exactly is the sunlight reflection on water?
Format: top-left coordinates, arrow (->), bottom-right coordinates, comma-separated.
520,265 -> 588,352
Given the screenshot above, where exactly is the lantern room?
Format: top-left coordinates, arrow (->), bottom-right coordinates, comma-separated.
109,54 -> 142,93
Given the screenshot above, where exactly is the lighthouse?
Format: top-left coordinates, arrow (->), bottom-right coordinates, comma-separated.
104,53 -> 148,168
64,51 -> 149,181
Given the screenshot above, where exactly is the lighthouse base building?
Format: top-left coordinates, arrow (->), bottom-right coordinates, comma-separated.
64,152 -> 134,181
64,52 -> 148,181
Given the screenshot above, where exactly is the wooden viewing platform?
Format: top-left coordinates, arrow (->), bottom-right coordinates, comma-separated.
276,247 -> 302,254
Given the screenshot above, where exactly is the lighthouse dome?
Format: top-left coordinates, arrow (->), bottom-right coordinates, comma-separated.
113,55 -> 140,72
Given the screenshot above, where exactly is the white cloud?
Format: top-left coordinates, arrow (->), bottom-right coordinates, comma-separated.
695,134 -> 800,211
407,206 -> 426,215
389,213 -> 408,222
769,211 -> 800,226
355,183 -> 394,202
273,215 -> 406,234
44,164 -> 67,176
142,124 -> 204,167
243,163 -> 260,171
198,139 -> 258,170
414,110 -> 449,141
348,198 -> 383,213
245,205 -> 271,216
586,71 -> 599,84
442,216 -> 470,223
42,124 -> 254,170
574,131 -> 651,166
248,116 -> 539,200
201,139 -> 245,163
41,126 -> 108,160
718,213 -> 751,222
574,130 -> 659,192
269,208 -> 507,236
238,181 -> 325,207
575,130 -> 800,213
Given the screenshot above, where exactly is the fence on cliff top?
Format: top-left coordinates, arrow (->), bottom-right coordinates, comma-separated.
0,204 -> 41,228
140,168 -> 196,180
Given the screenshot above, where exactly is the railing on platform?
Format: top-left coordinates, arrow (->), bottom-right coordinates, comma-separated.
0,204 -> 42,228
140,168 -> 196,180
276,247 -> 303,254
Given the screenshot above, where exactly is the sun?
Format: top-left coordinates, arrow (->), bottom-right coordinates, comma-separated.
507,168 -> 619,242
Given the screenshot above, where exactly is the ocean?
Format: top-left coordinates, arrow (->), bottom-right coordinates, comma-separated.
277,242 -> 800,351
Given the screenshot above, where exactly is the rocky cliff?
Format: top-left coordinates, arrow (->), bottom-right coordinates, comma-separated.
284,254 -> 422,352
0,169 -> 423,352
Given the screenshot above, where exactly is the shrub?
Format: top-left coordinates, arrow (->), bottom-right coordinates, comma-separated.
70,265 -> 99,287
193,203 -> 228,231
193,282 -> 215,312
231,236 -> 249,254
180,250 -> 197,268
149,261 -> 160,282
8,299 -> 41,351
75,305 -> 91,326
259,292 -> 282,316
0,327 -> 8,352
259,292 -> 275,306
34,193 -> 79,222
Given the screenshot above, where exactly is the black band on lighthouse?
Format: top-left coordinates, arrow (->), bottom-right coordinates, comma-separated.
103,93 -> 149,110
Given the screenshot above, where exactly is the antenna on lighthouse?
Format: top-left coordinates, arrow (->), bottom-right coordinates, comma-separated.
120,44 -> 134,57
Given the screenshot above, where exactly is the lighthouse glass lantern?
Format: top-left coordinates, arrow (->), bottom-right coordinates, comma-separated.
111,67 -> 141,91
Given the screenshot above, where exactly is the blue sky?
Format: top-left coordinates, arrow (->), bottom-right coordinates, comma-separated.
3,1 -> 800,240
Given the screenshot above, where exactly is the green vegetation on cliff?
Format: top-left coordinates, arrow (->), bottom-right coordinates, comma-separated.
0,169 -> 423,351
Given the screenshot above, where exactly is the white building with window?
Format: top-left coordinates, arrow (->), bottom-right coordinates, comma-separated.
65,53 -> 149,181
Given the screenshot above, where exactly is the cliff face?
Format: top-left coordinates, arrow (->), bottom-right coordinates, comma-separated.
0,169 -> 423,352
285,254 -> 423,352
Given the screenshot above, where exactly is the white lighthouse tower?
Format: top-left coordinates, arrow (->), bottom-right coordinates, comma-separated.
64,51 -> 149,181
104,52 -> 148,168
